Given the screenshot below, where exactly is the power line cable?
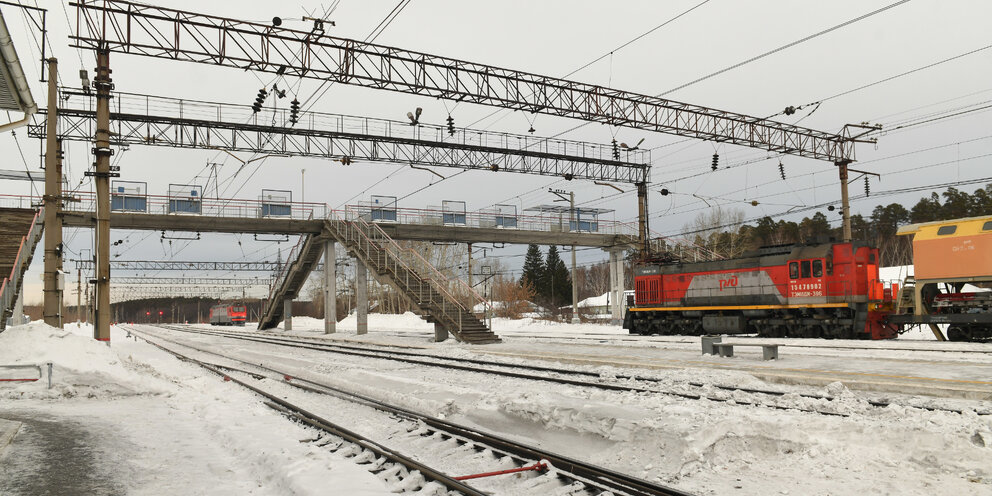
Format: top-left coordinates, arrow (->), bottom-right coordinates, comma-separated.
554,0 -> 915,143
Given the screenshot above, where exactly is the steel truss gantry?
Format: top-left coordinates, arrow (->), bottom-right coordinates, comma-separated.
73,259 -> 291,272
111,277 -> 273,285
32,90 -> 649,183
70,0 -> 856,163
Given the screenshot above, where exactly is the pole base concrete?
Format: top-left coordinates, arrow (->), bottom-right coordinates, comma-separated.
434,323 -> 448,342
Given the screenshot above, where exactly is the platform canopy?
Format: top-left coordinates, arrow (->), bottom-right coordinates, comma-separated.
0,10 -> 37,114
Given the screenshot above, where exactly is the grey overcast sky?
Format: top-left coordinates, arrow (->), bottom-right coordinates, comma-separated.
3,0 -> 991,304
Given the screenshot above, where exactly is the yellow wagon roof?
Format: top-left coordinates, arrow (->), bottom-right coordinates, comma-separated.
896,215 -> 992,240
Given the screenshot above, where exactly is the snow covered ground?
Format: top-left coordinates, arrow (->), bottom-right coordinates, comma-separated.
0,322 -> 395,495
3,317 -> 991,495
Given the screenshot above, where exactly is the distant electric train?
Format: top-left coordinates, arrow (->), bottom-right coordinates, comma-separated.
209,303 -> 247,326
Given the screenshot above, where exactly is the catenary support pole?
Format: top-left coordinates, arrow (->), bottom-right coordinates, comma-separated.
636,181 -> 649,260
324,240 -> 336,334
609,249 -> 622,325
467,243 -> 473,290
93,49 -> 113,341
837,160 -> 852,243
76,268 -> 82,324
43,57 -> 62,327
570,192 -> 579,324
355,259 -> 367,335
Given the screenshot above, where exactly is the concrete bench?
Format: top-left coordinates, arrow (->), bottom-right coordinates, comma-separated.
712,343 -> 779,360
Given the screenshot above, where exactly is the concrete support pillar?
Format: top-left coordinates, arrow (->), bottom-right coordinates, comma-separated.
92,49 -> 112,342
43,58 -> 62,328
11,291 -> 27,326
323,241 -> 336,334
609,249 -> 623,325
283,299 -> 293,331
434,322 -> 448,342
355,259 -> 368,335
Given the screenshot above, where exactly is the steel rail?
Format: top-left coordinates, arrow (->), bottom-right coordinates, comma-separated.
163,324 -> 992,417
125,326 -> 490,496
155,325 -> 858,417
498,332 -> 992,354
130,325 -> 695,496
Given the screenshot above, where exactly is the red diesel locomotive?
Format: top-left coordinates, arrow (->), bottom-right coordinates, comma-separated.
624,242 -> 899,339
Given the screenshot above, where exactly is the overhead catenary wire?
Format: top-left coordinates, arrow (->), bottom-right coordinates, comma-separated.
551,0 -> 915,143
466,0 -> 713,130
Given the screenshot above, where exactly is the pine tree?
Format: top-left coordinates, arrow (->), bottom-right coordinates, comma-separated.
519,244 -> 544,299
544,245 -> 572,309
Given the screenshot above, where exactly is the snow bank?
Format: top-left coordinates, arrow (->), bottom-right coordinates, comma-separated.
0,321 -> 169,399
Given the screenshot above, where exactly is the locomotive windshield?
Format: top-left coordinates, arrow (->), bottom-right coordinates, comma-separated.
232,306 -> 246,312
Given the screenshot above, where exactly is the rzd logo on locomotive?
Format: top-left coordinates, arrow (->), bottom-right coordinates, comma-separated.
719,275 -> 739,291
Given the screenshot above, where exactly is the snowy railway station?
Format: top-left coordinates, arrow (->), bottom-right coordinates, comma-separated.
2,2 -> 992,495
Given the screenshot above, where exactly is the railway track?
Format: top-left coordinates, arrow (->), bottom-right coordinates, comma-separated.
151,324 -> 990,416
125,325 -> 695,496
370,329 -> 992,355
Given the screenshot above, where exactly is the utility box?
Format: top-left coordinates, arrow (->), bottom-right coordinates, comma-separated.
260,189 -> 292,217
442,200 -> 466,225
369,195 -> 397,222
168,184 -> 203,214
111,181 -> 147,212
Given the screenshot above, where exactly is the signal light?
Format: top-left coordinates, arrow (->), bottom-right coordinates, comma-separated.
289,98 -> 300,125
446,115 -> 455,136
611,139 -> 620,160
252,88 -> 268,113
711,153 -> 719,171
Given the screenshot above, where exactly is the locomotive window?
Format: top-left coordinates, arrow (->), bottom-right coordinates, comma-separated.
868,253 -> 876,264
936,225 -> 957,235
812,260 -> 823,278
983,221 -> 992,231
789,262 -> 799,279
826,260 -> 833,275
801,260 -> 811,278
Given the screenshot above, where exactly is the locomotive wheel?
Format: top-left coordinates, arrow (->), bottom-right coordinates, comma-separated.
947,326 -> 971,342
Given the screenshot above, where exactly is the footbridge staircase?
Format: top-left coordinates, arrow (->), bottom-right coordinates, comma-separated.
1,208 -> 44,331
326,209 -> 498,344
259,206 -> 498,343
258,231 -> 328,330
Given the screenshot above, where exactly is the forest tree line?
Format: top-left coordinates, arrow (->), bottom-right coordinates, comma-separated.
677,184 -> 992,267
